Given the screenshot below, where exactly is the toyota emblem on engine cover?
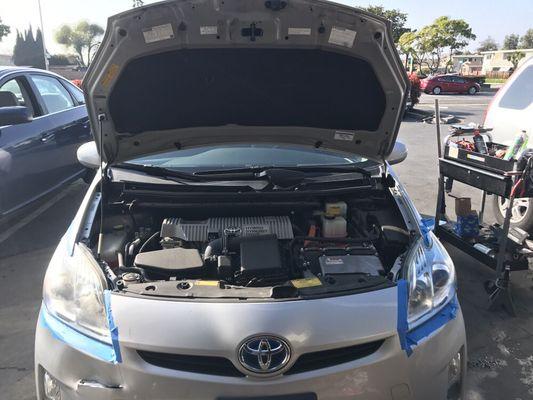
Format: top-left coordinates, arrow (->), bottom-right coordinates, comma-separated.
238,335 -> 291,374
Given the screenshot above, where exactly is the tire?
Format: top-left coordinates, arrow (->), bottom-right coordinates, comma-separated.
467,86 -> 477,95
82,168 -> 96,184
432,86 -> 442,95
492,195 -> 533,231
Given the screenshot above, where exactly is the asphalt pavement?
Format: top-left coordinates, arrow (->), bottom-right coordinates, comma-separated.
1,91 -> 533,400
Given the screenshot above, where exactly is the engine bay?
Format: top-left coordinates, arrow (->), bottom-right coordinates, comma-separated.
88,182 -> 411,299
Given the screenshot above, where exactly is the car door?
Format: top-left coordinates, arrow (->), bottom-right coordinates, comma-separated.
439,76 -> 453,92
0,73 -> 55,216
451,76 -> 467,93
27,73 -> 91,191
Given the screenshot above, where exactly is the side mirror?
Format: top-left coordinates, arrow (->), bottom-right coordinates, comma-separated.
387,141 -> 408,165
0,106 -> 33,126
77,141 -> 99,169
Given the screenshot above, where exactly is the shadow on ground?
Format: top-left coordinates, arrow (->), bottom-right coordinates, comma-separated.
450,246 -> 533,400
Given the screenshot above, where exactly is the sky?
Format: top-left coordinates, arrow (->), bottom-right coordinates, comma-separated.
0,0 -> 532,56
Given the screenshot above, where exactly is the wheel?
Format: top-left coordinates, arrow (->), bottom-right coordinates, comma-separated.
432,86 -> 442,95
82,168 -> 96,184
467,86 -> 477,95
492,196 -> 533,231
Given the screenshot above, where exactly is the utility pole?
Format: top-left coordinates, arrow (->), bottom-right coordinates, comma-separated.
37,0 -> 49,70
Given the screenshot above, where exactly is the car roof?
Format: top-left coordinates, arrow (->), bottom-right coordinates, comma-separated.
0,66 -> 69,81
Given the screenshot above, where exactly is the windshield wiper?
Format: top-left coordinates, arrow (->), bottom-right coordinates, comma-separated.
194,164 -> 372,178
114,163 -> 207,182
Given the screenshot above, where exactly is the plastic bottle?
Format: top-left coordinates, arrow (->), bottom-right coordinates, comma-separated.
473,132 -> 488,154
504,130 -> 529,161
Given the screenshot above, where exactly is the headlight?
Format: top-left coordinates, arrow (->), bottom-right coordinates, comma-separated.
406,232 -> 456,326
43,242 -> 110,342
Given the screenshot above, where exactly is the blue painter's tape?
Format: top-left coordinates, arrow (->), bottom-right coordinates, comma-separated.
421,217 -> 435,232
40,306 -> 117,363
104,290 -> 122,363
397,282 -> 459,357
396,279 -> 412,356
420,218 -> 434,246
406,295 -> 459,347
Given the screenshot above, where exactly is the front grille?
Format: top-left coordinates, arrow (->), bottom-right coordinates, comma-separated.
284,339 -> 385,375
137,339 -> 384,377
137,351 -> 245,377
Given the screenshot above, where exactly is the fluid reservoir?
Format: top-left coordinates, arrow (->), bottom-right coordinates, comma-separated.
322,215 -> 347,238
324,201 -> 347,218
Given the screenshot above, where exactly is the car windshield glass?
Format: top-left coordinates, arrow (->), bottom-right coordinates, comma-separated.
124,144 -> 375,172
499,65 -> 533,110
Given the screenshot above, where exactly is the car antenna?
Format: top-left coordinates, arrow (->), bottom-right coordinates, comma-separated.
96,113 -> 106,261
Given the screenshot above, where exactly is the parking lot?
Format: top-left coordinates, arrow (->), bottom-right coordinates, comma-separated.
1,92 -> 533,400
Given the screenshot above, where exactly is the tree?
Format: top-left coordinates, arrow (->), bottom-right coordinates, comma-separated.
436,16 -> 476,71
399,16 -> 475,74
503,34 -> 519,50
363,5 -> 411,43
477,37 -> 498,52
519,29 -> 533,49
12,26 -> 46,69
508,51 -> 525,70
132,0 -> 144,7
398,31 -> 426,70
0,18 -> 10,42
55,21 -> 104,66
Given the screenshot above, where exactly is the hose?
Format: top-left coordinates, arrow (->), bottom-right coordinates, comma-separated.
138,231 -> 161,253
204,236 -> 243,259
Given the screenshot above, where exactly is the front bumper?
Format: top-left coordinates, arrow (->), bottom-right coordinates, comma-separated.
35,290 -> 466,400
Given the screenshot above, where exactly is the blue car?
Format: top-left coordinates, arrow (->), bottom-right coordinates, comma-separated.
0,67 -> 92,217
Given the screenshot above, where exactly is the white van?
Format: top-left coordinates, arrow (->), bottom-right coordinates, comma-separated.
486,57 -> 533,229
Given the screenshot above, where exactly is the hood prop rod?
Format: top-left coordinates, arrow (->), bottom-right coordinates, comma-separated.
96,113 -> 107,261
95,113 -> 124,290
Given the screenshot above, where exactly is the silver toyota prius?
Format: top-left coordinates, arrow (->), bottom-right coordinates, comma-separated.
35,1 -> 466,399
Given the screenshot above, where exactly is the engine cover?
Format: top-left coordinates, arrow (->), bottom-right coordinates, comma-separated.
161,216 -> 294,241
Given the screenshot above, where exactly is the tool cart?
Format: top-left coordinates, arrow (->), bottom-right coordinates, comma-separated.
434,124 -> 532,316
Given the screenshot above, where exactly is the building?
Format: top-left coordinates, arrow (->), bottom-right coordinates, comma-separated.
0,54 -> 14,66
481,49 -> 533,74
451,54 -> 483,75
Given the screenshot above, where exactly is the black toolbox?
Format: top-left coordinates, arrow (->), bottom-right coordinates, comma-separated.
444,143 -> 514,173
439,158 -> 514,197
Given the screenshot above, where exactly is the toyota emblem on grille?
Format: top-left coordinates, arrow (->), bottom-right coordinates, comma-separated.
238,335 -> 291,374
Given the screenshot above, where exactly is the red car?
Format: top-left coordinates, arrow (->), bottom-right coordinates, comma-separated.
420,75 -> 480,95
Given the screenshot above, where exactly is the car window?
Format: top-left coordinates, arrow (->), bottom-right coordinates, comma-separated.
65,82 -> 85,104
0,78 -> 35,116
499,65 -> 533,110
30,75 -> 75,114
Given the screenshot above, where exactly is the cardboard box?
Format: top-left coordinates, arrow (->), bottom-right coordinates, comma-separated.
455,197 -> 472,217
454,211 -> 479,238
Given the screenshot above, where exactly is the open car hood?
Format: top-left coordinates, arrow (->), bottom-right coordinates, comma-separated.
83,0 -> 408,164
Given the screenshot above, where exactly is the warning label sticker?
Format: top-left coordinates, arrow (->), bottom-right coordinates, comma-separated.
200,26 -> 218,35
334,131 -> 355,141
195,280 -> 220,287
291,277 -> 322,289
143,23 -> 174,43
328,27 -> 357,48
288,27 -> 312,36
100,64 -> 120,89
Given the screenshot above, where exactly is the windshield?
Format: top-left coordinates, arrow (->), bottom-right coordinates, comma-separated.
124,144 -> 376,172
